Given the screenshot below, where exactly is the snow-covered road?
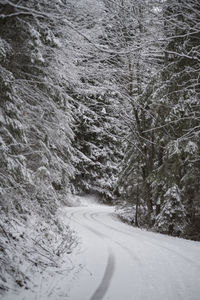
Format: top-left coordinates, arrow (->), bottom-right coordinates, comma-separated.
4,197 -> 200,300
62,201 -> 200,300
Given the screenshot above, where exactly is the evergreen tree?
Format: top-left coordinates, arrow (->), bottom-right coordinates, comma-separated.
155,185 -> 187,235
72,84 -> 124,201
67,0 -> 126,201
0,0 -> 79,290
154,0 -> 200,235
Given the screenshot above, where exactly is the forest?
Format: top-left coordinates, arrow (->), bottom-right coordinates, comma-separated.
0,0 -> 199,294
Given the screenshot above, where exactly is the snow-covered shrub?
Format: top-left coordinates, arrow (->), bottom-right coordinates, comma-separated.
115,202 -> 136,224
154,185 -> 187,235
0,210 -> 77,293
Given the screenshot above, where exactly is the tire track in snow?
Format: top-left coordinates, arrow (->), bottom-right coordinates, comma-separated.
80,211 -> 144,264
90,211 -> 200,269
72,210 -> 143,299
85,210 -> 144,299
87,211 -> 142,264
64,209 -> 117,298
76,212 -> 116,300
90,250 -> 115,300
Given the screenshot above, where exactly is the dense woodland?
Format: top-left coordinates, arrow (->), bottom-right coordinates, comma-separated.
0,0 -> 199,293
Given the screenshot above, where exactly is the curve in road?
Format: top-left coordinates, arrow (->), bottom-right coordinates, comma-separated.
62,200 -> 200,300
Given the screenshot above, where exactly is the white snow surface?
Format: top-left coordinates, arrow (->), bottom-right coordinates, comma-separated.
3,195 -> 200,300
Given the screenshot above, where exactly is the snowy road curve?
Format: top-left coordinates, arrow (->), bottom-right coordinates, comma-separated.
62,201 -> 200,300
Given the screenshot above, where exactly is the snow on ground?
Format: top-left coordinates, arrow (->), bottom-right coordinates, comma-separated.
2,195 -> 200,300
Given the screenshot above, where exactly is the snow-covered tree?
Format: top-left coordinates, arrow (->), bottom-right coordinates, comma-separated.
0,0 -> 79,291
113,0 -> 200,233
151,0 -> 200,232
105,0 -> 163,223
155,185 -> 187,235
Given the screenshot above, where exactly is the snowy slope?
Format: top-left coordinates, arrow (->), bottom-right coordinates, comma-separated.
3,196 -> 200,300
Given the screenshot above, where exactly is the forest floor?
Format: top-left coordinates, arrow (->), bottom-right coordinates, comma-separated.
2,195 -> 200,300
